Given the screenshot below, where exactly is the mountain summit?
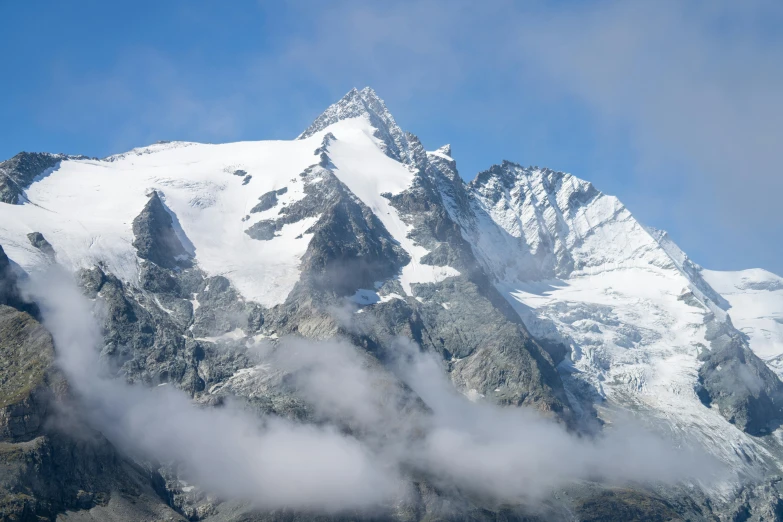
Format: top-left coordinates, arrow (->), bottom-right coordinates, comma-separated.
0,87 -> 781,520
299,86 -> 425,167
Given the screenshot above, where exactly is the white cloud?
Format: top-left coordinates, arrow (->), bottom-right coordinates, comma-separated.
22,267 -> 721,512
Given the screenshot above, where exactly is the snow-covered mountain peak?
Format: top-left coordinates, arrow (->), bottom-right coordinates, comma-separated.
451,159 -> 783,464
435,144 -> 451,157
297,87 -> 389,139
463,160 -> 646,280
707,268 -> 783,293
471,161 -> 598,199
461,160 -> 736,320
298,87 -> 423,168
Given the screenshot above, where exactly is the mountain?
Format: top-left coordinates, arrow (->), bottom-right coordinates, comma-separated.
0,87 -> 782,521
702,268 -> 783,375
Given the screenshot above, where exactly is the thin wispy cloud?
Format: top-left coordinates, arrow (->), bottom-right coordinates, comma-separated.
11,0 -> 783,272
271,0 -> 783,272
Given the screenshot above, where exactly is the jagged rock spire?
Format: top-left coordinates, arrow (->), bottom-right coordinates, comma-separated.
132,191 -> 193,269
435,144 -> 452,157
298,87 -> 425,168
297,87 -> 390,140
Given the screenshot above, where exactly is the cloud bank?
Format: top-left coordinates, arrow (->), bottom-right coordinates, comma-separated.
23,267 -> 721,513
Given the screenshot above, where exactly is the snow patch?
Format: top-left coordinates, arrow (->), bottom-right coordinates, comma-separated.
703,268 -> 783,374
195,328 -> 246,343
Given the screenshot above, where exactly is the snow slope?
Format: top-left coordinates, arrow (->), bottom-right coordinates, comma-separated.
0,139 -> 320,306
0,111 -> 459,306
444,161 -> 783,474
703,268 -> 783,375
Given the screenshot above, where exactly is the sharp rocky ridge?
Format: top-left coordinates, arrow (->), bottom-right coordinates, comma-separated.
0,87 -> 781,520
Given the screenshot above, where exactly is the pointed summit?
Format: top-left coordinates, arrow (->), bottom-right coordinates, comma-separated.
297,87 -> 394,140
297,87 -> 422,167
435,144 -> 452,157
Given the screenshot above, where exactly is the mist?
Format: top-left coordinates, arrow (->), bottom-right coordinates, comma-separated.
273,335 -> 722,503
25,268 -> 403,512
24,267 -> 722,513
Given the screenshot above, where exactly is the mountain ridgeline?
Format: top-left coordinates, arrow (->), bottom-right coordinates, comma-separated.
0,87 -> 782,521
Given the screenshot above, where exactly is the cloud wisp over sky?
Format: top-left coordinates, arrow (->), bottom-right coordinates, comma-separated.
1,0 -> 781,273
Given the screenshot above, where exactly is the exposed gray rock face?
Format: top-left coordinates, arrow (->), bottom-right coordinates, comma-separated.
314,132 -> 336,156
132,190 -> 193,269
26,231 -> 55,257
0,305 -> 182,521
0,306 -> 57,443
84,266 -> 201,393
571,489 -> 683,522
0,152 -> 65,204
299,182 -> 410,296
244,219 -> 276,240
0,245 -> 39,318
384,147 -> 570,415
249,187 -> 288,214
76,261 -> 261,398
245,162 -> 409,296
0,431 -> 184,522
697,317 -> 783,435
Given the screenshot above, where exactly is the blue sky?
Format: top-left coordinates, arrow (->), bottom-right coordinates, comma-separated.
1,1 -> 781,274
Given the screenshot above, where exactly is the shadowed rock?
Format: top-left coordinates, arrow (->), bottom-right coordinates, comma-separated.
697,318 -> 783,435
26,232 -> 55,257
132,191 -> 193,269
250,187 -> 288,214
245,219 -> 277,240
0,306 -> 57,443
0,152 -> 64,204
0,245 -> 39,318
574,489 -> 681,522
0,304 -> 185,520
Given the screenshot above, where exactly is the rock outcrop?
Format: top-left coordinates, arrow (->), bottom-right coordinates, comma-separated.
0,305 -> 182,521
132,190 -> 193,269
698,318 -> 783,435
0,245 -> 39,318
0,152 -> 65,204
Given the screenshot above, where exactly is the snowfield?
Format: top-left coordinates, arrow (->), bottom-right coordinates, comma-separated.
440,161 -> 783,475
703,268 -> 783,375
0,138 -> 318,305
0,115 -> 459,306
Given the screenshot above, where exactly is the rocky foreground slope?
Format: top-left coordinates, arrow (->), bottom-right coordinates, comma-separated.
0,88 -> 782,521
